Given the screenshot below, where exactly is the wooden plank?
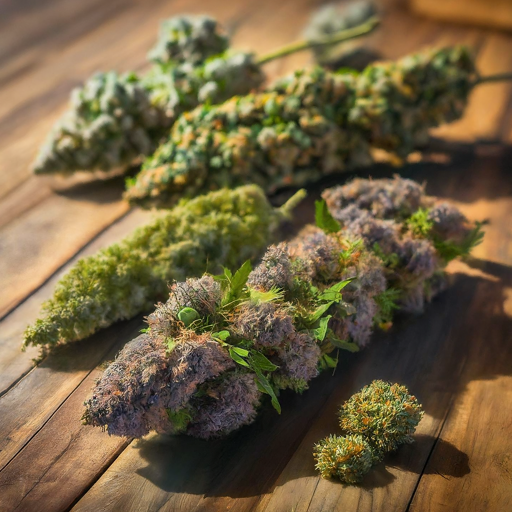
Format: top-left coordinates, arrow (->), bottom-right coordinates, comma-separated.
411,0 -> 512,32
433,33 -> 512,143
0,321 -> 138,512
409,261 -> 512,512
0,207 -> 151,396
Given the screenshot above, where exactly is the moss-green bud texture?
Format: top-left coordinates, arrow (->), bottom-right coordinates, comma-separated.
23,185 -> 285,351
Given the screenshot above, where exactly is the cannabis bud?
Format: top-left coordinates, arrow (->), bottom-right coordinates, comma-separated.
125,46 -> 476,209
314,380 -> 424,483
303,0 -> 377,66
148,15 -> 229,66
338,380 -> 424,459
33,72 -> 170,175
83,177 -> 474,441
24,185 -> 297,351
313,434 -> 373,483
32,15 -> 265,176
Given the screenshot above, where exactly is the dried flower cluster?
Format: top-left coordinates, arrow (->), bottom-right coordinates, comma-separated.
33,15 -> 264,176
314,380 -> 423,483
313,434 -> 373,483
303,0 -> 377,65
83,177 -> 478,440
339,380 -> 424,459
23,185 -> 297,351
124,46 -> 476,208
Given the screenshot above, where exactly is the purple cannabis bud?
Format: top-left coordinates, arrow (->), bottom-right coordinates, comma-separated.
83,330 -> 234,437
233,302 -> 295,348
276,331 -> 321,385
187,373 -> 261,439
292,227 -> 344,282
322,176 -> 425,220
247,243 -> 293,292
82,334 -> 172,438
168,331 -> 235,411
428,202 -> 471,242
147,275 -> 222,337
397,235 -> 437,281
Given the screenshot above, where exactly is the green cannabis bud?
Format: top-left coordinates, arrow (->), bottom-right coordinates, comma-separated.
83,177 -> 475,441
303,0 -> 377,66
313,434 -> 374,483
32,15 -> 265,176
125,46 -> 475,209
338,380 -> 424,459
24,185 -> 294,352
32,72 -> 170,175
314,380 -> 423,483
148,15 -> 229,66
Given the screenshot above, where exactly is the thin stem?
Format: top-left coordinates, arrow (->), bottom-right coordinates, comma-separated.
279,189 -> 307,219
474,72 -> 512,86
257,16 -> 380,66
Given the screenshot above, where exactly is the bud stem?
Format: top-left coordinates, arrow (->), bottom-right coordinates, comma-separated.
257,16 -> 380,66
474,72 -> 512,86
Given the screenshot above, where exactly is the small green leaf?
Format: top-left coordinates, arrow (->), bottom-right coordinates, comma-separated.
177,307 -> 200,327
322,353 -> 338,368
254,369 -> 281,414
230,260 -> 252,292
315,200 -> 341,234
317,278 -> 353,302
212,330 -> 230,341
249,350 -> 278,372
229,347 -> 250,368
308,301 -> 335,325
231,346 -> 250,357
221,260 -> 252,308
313,315 -> 331,341
330,338 -> 360,352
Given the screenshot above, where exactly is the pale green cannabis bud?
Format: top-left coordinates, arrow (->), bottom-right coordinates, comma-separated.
148,15 -> 229,66
33,15 -> 264,176
338,380 -> 424,459
143,51 -> 264,119
24,185 -> 298,351
124,46 -> 476,209
82,178 -> 479,440
33,71 -> 170,175
313,434 -> 374,483
303,0 -> 377,65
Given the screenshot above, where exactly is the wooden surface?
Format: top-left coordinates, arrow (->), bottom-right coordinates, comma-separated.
411,0 -> 512,31
1,0 -> 512,511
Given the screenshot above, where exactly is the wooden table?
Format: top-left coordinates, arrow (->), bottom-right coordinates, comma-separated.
1,0 -> 512,511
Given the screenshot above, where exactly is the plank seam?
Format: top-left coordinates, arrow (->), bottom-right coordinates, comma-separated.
0,334 -> 125,474
404,354 -> 469,512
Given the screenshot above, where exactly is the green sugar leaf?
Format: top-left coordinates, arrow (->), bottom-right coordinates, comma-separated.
255,369 -> 281,414
314,315 -> 332,342
315,199 -> 341,234
249,350 -> 278,372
